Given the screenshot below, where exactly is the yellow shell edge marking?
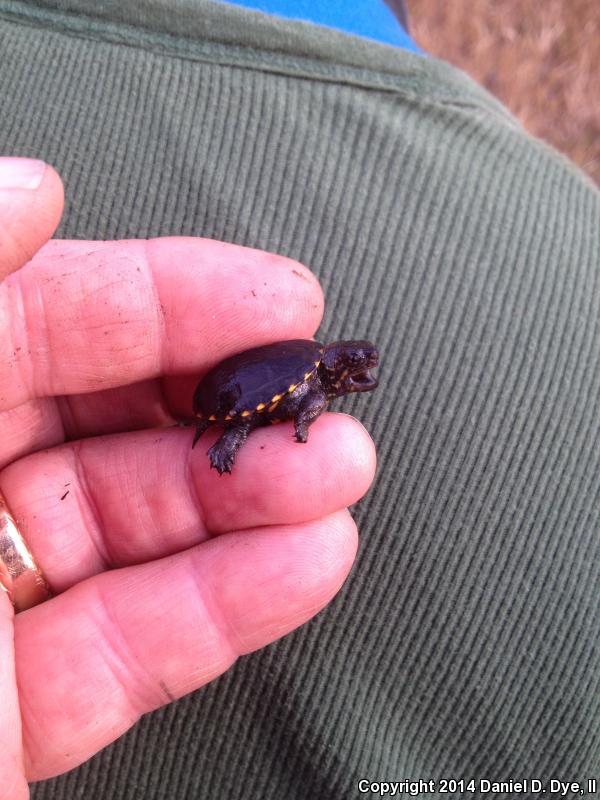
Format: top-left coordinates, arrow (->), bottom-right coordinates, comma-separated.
268,401 -> 280,413
302,359 -> 320,381
225,415 -> 232,421
256,403 -> 266,411
208,415 -> 217,421
241,410 -> 251,418
287,383 -> 297,393
270,394 -> 283,404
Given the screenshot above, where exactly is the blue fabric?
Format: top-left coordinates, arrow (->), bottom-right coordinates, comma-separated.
215,0 -> 423,53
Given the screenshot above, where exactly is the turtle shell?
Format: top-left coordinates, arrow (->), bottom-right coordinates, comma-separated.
193,339 -> 324,421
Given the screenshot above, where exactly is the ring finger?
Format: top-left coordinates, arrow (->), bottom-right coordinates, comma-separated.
0,413 -> 376,592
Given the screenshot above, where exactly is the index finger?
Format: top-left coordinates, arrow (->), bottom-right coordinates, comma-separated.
0,238 -> 323,411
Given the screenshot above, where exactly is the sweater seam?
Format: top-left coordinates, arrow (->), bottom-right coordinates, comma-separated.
0,2 -> 516,121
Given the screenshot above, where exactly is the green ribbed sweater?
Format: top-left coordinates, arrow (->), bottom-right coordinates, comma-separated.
0,2 -> 598,798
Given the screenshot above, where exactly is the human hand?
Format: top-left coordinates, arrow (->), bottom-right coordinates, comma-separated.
0,158 -> 376,796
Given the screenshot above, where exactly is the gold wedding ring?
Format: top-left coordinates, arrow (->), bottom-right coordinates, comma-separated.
0,491 -> 51,612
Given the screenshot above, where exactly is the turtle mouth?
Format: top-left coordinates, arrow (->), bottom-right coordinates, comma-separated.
348,350 -> 379,392
349,369 -> 378,391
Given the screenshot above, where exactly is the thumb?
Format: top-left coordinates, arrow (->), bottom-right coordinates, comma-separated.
0,157 -> 64,281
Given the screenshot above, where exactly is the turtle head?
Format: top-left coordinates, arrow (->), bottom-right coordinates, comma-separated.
319,340 -> 379,398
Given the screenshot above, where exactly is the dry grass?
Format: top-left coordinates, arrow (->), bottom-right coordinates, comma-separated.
406,0 -> 600,185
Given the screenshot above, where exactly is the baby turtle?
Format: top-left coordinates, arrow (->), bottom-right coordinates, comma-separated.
192,339 -> 379,474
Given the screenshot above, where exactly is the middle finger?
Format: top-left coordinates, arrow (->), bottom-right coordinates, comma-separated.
0,236 -> 323,413
0,236 -> 323,464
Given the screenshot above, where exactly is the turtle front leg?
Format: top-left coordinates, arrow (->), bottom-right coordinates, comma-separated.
294,389 -> 328,443
207,420 -> 253,475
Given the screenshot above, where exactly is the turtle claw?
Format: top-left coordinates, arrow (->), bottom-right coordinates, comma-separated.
294,426 -> 308,443
204,421 -> 252,475
207,441 -> 235,475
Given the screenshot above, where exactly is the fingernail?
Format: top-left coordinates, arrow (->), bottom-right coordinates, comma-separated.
0,157 -> 46,190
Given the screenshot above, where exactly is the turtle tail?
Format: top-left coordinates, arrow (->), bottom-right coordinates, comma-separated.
192,418 -> 212,448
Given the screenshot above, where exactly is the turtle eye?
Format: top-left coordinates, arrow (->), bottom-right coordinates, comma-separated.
348,352 -> 363,367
